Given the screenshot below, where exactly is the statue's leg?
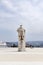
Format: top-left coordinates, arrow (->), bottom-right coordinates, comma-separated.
18,41 -> 22,51
18,40 -> 25,52
22,40 -> 25,51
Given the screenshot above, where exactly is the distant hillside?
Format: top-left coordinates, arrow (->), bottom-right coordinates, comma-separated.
6,41 -> 43,48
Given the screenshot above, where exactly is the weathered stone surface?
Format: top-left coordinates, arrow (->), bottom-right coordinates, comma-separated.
17,25 -> 26,51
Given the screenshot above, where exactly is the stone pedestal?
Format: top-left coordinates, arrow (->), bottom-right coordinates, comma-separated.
17,25 -> 26,51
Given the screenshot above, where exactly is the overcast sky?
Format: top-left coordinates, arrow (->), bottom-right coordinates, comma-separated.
0,0 -> 43,42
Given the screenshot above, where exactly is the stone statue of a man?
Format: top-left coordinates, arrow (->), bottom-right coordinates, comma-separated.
17,25 -> 26,51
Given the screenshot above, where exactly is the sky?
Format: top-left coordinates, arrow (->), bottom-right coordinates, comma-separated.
0,0 -> 43,42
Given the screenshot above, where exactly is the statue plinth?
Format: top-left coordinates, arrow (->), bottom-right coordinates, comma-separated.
17,25 -> 26,51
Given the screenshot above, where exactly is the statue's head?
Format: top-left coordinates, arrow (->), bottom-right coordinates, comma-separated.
20,25 -> 22,28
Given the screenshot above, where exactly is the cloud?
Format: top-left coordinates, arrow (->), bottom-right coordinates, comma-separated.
1,0 -> 16,12
0,0 -> 43,41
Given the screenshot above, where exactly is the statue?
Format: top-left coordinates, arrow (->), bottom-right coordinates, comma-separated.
17,25 -> 26,51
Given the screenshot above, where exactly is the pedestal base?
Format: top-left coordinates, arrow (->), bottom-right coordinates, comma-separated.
18,49 -> 25,52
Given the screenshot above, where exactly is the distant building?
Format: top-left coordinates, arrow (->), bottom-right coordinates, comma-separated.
0,41 -> 6,46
